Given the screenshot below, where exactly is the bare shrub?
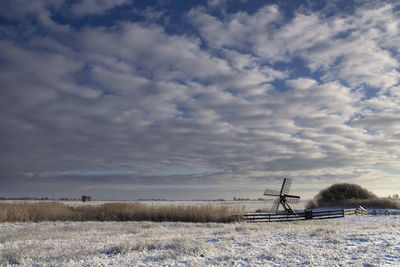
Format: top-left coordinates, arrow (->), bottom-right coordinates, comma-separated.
0,202 -> 241,223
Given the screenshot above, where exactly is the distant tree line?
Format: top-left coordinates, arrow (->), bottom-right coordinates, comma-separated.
0,197 -> 51,200
0,197 -> 81,201
386,194 -> 399,200
233,197 -> 265,201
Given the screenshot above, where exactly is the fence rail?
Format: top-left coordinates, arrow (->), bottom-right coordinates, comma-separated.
243,209 -> 345,222
370,209 -> 400,216
241,206 -> 400,222
343,207 -> 368,216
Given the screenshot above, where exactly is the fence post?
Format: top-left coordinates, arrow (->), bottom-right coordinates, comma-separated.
305,209 -> 313,220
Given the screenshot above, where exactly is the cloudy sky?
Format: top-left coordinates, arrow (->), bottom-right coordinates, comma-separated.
1,0 -> 400,200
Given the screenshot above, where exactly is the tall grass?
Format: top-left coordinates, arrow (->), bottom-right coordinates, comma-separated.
306,198 -> 400,209
0,202 -> 243,223
0,202 -> 74,222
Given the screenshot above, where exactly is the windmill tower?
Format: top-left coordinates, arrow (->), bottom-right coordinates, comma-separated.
264,178 -> 300,214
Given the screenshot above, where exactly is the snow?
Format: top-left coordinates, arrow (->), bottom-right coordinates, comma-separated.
0,215 -> 399,266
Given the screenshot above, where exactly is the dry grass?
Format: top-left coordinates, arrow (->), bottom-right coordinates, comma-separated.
0,202 -> 243,223
306,198 -> 400,209
0,202 -> 74,222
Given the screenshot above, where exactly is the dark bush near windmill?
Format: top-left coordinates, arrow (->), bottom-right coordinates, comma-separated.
306,183 -> 400,209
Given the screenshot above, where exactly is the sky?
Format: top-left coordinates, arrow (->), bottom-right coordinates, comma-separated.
1,0 -> 400,201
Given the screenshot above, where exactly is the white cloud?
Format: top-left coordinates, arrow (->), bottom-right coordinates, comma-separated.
0,0 -> 67,31
0,41 -> 100,101
1,1 -> 400,198
207,0 -> 227,10
71,0 -> 129,17
285,78 -> 318,90
76,22 -> 284,93
189,3 -> 400,90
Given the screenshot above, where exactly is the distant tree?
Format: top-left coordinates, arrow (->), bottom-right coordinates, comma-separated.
307,183 -> 378,208
316,183 -> 377,201
81,195 -> 92,203
389,194 -> 399,200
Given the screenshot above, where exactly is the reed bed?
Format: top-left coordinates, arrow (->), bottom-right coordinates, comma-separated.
306,198 -> 400,209
0,202 -> 242,223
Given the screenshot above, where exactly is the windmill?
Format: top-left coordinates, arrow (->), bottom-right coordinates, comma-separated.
263,178 -> 300,214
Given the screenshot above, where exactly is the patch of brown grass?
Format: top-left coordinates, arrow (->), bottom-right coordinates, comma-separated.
306,198 -> 400,209
0,202 -> 74,222
0,202 -> 242,223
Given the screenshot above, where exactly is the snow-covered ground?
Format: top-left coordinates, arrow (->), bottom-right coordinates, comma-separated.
0,215 -> 399,266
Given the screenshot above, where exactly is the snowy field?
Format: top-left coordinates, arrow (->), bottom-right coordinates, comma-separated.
0,215 -> 399,266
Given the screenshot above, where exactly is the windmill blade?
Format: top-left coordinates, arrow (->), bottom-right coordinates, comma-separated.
285,194 -> 300,199
263,188 -> 281,196
270,198 -> 280,213
281,178 -> 292,195
286,196 -> 300,204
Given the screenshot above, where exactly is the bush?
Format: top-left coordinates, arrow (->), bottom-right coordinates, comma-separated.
306,183 -> 400,209
81,195 -> 92,203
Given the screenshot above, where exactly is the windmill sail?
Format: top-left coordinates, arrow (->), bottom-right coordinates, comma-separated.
263,189 -> 281,196
263,178 -> 300,214
270,198 -> 280,213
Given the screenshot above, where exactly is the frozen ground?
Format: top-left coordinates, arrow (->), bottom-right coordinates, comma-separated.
0,215 -> 399,266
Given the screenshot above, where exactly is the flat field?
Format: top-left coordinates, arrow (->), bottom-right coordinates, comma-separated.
0,215 -> 399,266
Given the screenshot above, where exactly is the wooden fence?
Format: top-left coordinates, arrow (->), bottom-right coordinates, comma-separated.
243,206 -> 370,222
370,209 -> 400,216
343,206 -> 368,216
243,209 -> 345,222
